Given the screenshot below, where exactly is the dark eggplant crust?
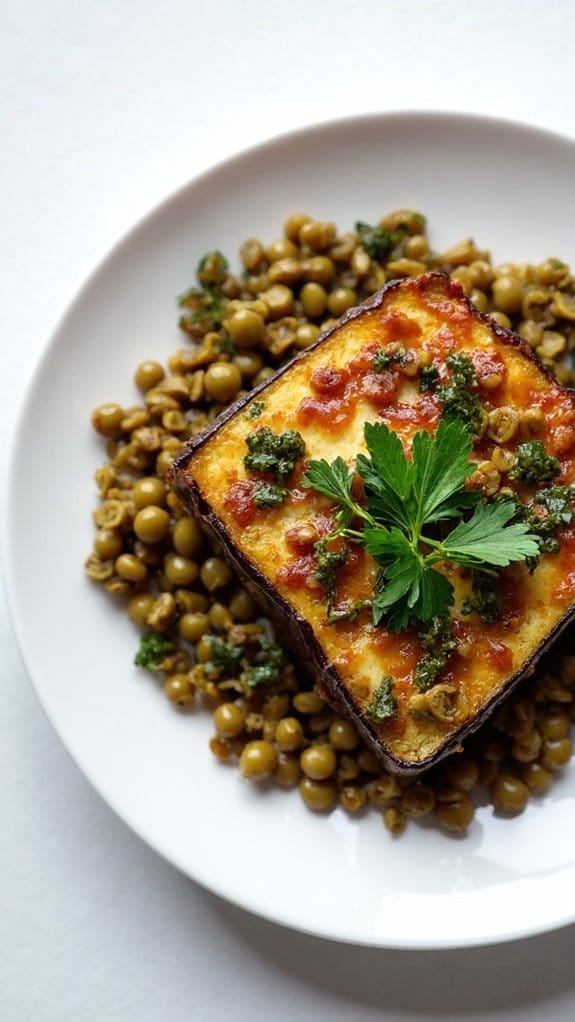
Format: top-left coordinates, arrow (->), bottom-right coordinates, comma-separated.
170,272 -> 575,775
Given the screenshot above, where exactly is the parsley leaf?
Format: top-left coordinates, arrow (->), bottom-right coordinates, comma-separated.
357,423 -> 413,530
441,500 -> 540,568
304,415 -> 542,630
411,566 -> 455,623
362,421 -> 413,501
371,549 -> 421,626
303,456 -> 354,507
362,526 -> 412,564
411,416 -> 478,524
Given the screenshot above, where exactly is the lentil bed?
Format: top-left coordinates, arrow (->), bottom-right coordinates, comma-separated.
86,210 -> 575,835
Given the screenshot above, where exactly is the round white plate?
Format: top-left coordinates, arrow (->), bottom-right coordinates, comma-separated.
6,111 -> 575,950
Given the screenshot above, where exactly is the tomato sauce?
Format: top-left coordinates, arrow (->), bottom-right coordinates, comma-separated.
376,310 -> 423,346
498,567 -> 526,627
224,480 -> 258,527
347,341 -> 381,374
297,394 -> 357,431
423,324 -> 459,360
470,349 -> 506,385
380,394 -> 440,431
359,369 -> 399,409
297,349 -> 402,430
276,554 -> 319,593
552,525 -> 575,601
484,639 -> 513,672
310,365 -> 348,396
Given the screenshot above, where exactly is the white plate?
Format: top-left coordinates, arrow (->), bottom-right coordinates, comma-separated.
6,111 -> 575,950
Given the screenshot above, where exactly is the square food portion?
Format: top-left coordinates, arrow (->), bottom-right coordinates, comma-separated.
171,272 -> 575,774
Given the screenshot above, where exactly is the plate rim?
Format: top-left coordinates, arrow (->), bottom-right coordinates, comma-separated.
5,108 -> 575,951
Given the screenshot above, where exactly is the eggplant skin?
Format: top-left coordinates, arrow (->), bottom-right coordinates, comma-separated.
170,272 -> 575,776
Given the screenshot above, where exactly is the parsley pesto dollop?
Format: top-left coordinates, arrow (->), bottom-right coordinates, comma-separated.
244,426 -> 305,479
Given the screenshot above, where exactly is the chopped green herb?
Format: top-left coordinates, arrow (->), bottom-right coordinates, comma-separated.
414,617 -> 458,691
365,676 -> 397,723
536,536 -> 561,557
419,364 -> 439,392
414,657 -> 447,692
508,441 -> 561,485
419,615 -> 456,654
252,482 -> 288,509
461,572 -> 500,622
529,485 -> 574,536
204,635 -> 244,676
245,401 -> 265,420
504,485 -> 574,569
134,631 -> 174,670
177,251 -> 230,328
304,417 -> 540,630
313,537 -> 350,615
355,221 -> 406,261
178,289 -> 227,326
243,637 -> 285,687
372,348 -> 405,372
326,599 -> 371,624
436,352 -> 483,433
444,352 -> 476,384
244,426 -> 306,478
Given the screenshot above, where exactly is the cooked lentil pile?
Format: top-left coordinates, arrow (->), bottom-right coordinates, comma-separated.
86,210 -> 575,835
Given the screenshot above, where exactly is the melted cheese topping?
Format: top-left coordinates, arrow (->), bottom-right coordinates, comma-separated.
181,275 -> 575,767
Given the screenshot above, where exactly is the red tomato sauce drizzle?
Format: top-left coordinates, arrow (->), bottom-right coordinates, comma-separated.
380,393 -> 440,431
471,349 -> 506,385
296,314 -> 426,432
276,554 -> 319,592
552,525 -> 575,601
484,640 -> 513,672
224,479 -> 259,527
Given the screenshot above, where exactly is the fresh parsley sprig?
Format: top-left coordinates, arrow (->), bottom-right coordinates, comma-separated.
303,417 -> 541,632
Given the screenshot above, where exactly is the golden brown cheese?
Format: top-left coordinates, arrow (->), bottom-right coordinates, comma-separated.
172,273 -> 575,774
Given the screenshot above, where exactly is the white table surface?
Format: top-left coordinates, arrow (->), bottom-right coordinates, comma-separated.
3,2 -> 575,1018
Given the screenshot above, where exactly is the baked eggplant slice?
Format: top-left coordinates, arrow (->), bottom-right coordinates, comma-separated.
171,272 -> 575,775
